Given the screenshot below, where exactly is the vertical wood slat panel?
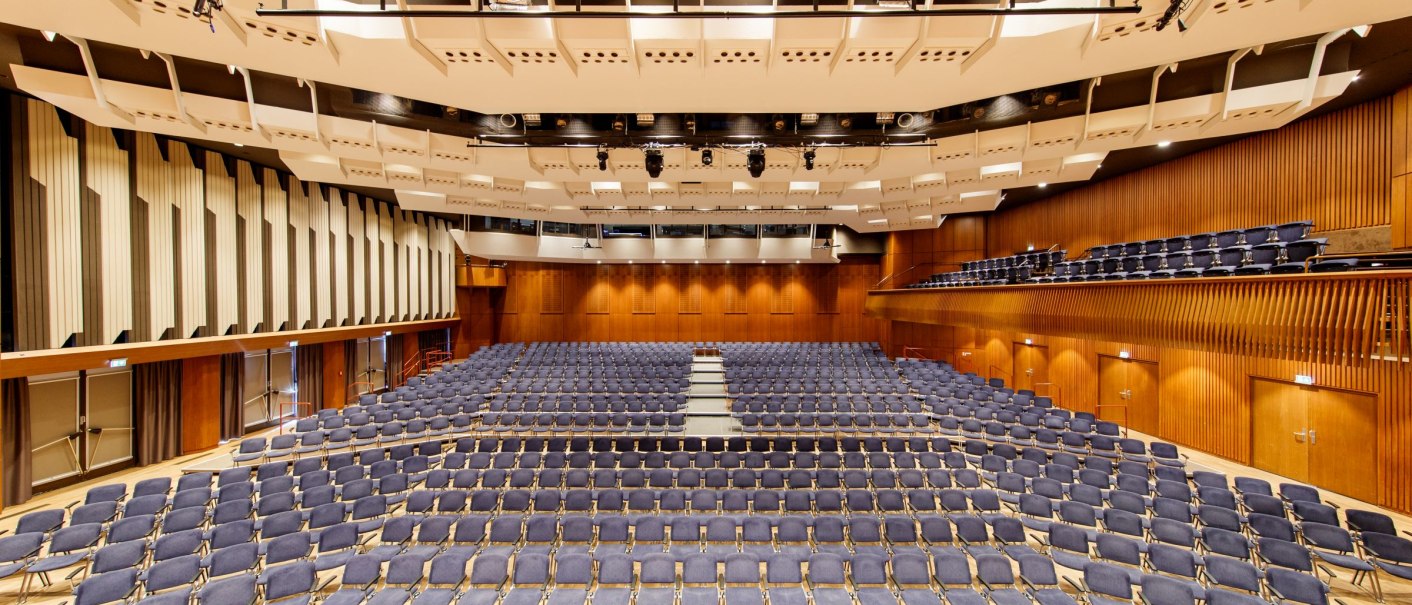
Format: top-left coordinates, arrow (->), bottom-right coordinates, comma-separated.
84,123 -> 132,345
135,133 -> 175,341
988,97 -> 1395,256
263,169 -> 290,332
330,191 -> 349,326
204,151 -> 237,336
348,197 -> 365,325
25,101 -> 83,349
170,142 -> 205,339
6,101 -> 459,353
234,162 -> 263,333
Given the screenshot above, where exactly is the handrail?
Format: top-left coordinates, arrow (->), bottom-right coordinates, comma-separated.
346,382 -> 376,402
277,402 -> 315,434
988,365 -> 1013,384
1034,382 -> 1063,405
876,265 -> 921,289
901,347 -> 931,361
1303,249 -> 1412,272
1096,403 -> 1130,438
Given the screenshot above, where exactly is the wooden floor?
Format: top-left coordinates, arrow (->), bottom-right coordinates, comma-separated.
0,427 -> 1407,605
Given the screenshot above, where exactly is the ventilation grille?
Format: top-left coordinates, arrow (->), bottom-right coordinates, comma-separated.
540,268 -> 564,314
579,49 -> 633,65
641,49 -> 696,64
437,49 -> 493,64
587,265 -> 610,314
1212,0 -> 1275,13
680,265 -> 702,314
725,269 -> 748,314
240,18 -> 320,45
712,49 -> 763,64
916,47 -> 974,63
631,265 -> 654,314
842,48 -> 901,64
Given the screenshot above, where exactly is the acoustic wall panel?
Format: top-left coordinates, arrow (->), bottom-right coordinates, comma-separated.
379,203 -> 395,323
236,162 -> 264,333
13,101 -> 83,350
348,195 -> 366,324
5,99 -> 457,353
289,180 -> 312,329
263,169 -> 290,332
82,122 -> 132,345
309,185 -> 332,328
134,133 -> 176,342
331,191 -> 349,327
204,151 -> 238,336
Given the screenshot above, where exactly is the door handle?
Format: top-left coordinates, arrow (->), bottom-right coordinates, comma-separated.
1308,429 -> 1317,445
1119,389 -> 1132,400
1025,368 -> 1035,377
1294,430 -> 1306,443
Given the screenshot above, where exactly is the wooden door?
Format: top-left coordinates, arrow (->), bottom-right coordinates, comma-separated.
1251,379 -> 1310,483
1125,360 -> 1160,435
1097,357 -> 1159,435
1309,389 -> 1378,503
1097,356 -> 1127,424
1012,343 -> 1048,392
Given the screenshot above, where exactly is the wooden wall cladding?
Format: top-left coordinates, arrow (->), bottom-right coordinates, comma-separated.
486,258 -> 883,343
987,98 -> 1393,256
1392,87 -> 1412,248
881,215 -> 988,287
886,324 -> 1412,514
6,98 -> 457,353
868,273 -> 1412,367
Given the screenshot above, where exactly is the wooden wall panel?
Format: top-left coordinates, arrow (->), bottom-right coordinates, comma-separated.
484,258 -> 883,344
289,182 -> 312,330
988,98 -> 1393,256
877,278 -> 1412,514
180,355 -> 221,454
331,192 -> 349,327
882,215 -> 988,289
13,100 -> 84,350
1393,87 -> 1412,248
869,274 -> 1411,367
171,143 -> 205,339
349,197 -> 366,325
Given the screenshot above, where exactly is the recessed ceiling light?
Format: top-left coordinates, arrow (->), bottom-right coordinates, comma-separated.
234,143 -> 245,147
1352,75 -> 1361,81
1038,182 -> 1047,188
1157,141 -> 1172,148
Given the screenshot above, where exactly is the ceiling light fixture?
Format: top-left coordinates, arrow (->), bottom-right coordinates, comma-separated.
838,116 -> 853,129
522,113 -> 542,127
636,113 -> 655,127
771,115 -> 787,131
1157,141 -> 1172,148
554,115 -> 569,128
747,147 -> 766,179
611,116 -> 626,132
875,112 -> 896,125
800,113 -> 819,126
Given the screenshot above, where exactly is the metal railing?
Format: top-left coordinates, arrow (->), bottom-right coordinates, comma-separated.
1096,403 -> 1131,437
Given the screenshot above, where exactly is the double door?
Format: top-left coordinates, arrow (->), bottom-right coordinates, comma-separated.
29,368 -> 134,489
1252,379 -> 1377,503
1097,357 -> 1160,435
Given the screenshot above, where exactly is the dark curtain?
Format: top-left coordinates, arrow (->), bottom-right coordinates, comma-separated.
386,334 -> 406,386
297,344 -> 325,410
218,352 -> 245,441
344,340 -> 360,397
2,377 -> 32,506
133,361 -> 182,466
419,329 -> 450,356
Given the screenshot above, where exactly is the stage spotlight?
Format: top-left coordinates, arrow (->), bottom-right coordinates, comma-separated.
554,115 -> 569,129
644,149 -> 664,178
700,149 -> 713,166
803,150 -> 816,171
838,115 -> 853,129
611,116 -> 626,132
636,113 -> 655,127
800,113 -> 819,126
597,149 -> 609,171
747,147 -> 766,179
771,115 -> 787,131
